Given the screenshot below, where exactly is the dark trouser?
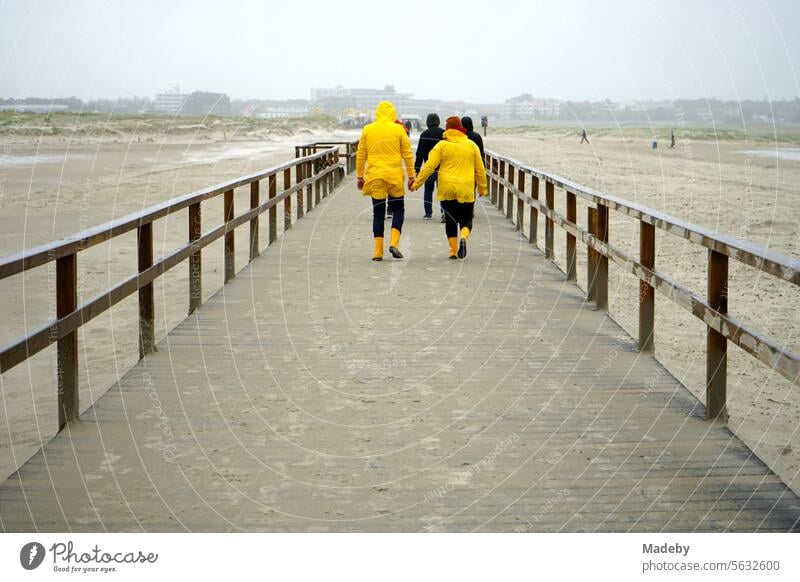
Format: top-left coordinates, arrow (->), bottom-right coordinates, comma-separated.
372,196 -> 404,237
441,199 -> 474,239
423,171 -> 437,217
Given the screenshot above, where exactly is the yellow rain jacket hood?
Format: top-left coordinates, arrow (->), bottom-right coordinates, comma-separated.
413,128 -> 488,203
355,101 -> 415,198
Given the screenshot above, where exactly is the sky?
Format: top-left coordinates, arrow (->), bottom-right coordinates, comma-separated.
0,0 -> 799,103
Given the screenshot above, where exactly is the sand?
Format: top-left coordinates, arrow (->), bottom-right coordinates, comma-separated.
0,119 -> 360,480
1,121 -> 798,497
488,127 -> 800,494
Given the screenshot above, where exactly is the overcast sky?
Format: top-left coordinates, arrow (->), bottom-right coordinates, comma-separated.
1,0 -> 798,103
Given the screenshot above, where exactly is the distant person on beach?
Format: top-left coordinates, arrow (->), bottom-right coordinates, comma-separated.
580,129 -> 589,144
404,120 -> 413,135
414,113 -> 445,221
356,101 -> 415,261
652,140 -> 658,149
411,116 -> 487,260
481,115 -> 488,136
670,130 -> 676,149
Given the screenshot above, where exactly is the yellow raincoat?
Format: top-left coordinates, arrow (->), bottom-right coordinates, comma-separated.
355,101 -> 415,199
413,129 -> 487,203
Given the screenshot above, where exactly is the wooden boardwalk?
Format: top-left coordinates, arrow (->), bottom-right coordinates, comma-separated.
1,178 -> 799,532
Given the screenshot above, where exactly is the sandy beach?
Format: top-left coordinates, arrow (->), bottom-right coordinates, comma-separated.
1,121 -> 798,498
0,116 -> 360,480
488,127 -> 800,494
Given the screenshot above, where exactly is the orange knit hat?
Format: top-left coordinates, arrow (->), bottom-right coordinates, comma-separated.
445,116 -> 463,130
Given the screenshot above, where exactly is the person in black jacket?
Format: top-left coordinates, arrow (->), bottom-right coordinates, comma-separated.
414,113 -> 445,220
461,116 -> 485,160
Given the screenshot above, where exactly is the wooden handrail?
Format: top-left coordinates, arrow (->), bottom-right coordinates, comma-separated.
484,149 -> 799,421
485,150 -> 800,285
0,144 -> 344,431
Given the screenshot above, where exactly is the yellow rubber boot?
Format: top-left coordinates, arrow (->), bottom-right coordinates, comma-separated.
389,228 -> 403,259
372,237 -> 384,261
448,237 -> 458,259
458,227 -> 470,259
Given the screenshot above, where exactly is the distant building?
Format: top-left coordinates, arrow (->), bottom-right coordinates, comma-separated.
0,103 -> 69,113
311,84 -> 413,116
153,89 -> 230,116
154,89 -> 186,114
182,92 -> 230,116
502,94 -> 561,120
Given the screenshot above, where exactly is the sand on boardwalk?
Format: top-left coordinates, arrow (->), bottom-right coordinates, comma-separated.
0,117 -> 360,480
1,121 -> 799,498
489,127 -> 800,494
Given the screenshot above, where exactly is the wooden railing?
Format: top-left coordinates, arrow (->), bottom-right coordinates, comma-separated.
0,142 -> 355,432
295,140 -> 358,174
484,149 -> 800,421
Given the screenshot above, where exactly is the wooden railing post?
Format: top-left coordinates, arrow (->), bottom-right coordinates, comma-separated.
284,168 -> 292,231
490,157 -> 498,204
566,191 -> 577,281
333,151 -> 341,189
137,222 -> 156,358
224,189 -> 235,282
587,207 -> 598,303
296,163 -> 305,220
249,181 -> 260,261
314,160 -> 322,206
506,162 -> 514,220
56,253 -> 79,430
306,159 -> 314,213
517,169 -> 525,232
596,204 -> 609,310
498,160 -> 506,213
706,250 -> 729,420
639,221 -> 656,352
529,176 -> 539,246
188,202 -> 202,313
268,175 -> 277,245
545,181 -> 555,259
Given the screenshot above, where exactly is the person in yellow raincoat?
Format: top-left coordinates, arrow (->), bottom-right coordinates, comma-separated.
355,101 -> 415,261
411,116 -> 487,259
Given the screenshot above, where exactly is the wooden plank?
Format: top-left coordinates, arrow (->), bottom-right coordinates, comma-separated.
596,203 -> 609,311
2,181 -> 796,533
268,175 -> 277,245
490,158 -> 498,205
56,253 -> 78,431
517,169 -> 525,232
587,207 -> 598,303
284,168 -> 292,231
707,250 -> 729,420
0,147 -> 346,280
529,176 -> 539,246
506,162 -> 514,220
566,191 -> 576,281
639,221 -> 655,352
188,202 -> 202,314
137,223 -> 156,358
545,181 -> 555,259
483,150 -> 800,285
296,164 -> 304,220
249,180 -> 260,261
498,160 -> 506,212
223,189 -> 235,283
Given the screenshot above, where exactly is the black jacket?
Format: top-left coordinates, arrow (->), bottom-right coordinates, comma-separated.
466,130 -> 484,160
414,126 -> 445,173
